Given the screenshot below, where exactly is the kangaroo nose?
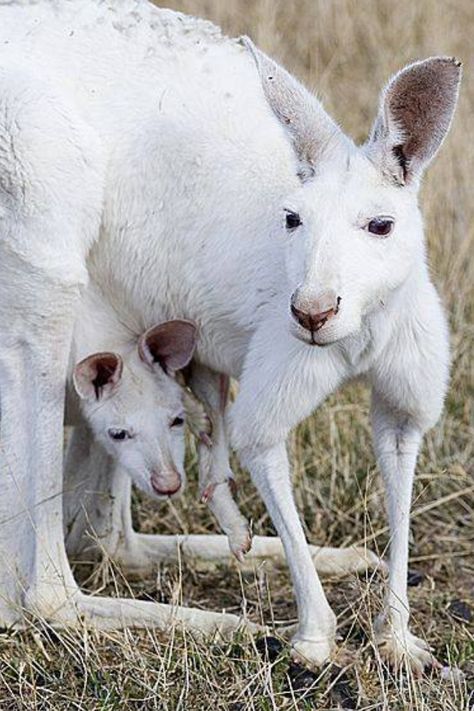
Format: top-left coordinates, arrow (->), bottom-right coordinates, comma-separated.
150,470 -> 182,496
290,291 -> 341,332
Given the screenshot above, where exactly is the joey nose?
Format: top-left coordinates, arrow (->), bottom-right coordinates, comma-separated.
150,470 -> 182,496
290,290 -> 341,332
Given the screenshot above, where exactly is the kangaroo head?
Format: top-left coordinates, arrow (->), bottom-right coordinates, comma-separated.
73,320 -> 199,500
245,39 -> 461,346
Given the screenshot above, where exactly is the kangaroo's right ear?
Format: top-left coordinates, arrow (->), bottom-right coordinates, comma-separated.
73,352 -> 123,401
138,320 -> 197,377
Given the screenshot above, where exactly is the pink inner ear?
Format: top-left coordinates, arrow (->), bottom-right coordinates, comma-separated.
73,352 -> 123,401
138,320 -> 197,375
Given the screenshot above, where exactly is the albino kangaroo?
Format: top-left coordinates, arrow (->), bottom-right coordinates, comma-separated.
0,2 -> 459,672
65,283 -> 253,564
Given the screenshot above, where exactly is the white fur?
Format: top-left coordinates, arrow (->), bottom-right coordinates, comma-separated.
0,1 -> 458,670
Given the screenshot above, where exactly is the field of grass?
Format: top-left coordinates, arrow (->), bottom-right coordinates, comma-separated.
0,1 -> 472,709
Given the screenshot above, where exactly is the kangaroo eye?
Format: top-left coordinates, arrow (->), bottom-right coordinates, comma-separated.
170,415 -> 185,428
285,211 -> 302,231
366,217 -> 394,237
108,428 -> 130,441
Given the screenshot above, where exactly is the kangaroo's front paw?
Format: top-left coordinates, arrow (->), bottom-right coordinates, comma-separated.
291,634 -> 335,668
375,618 -> 439,675
228,523 -> 252,563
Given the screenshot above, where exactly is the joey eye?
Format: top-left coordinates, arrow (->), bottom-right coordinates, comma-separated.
366,217 -> 394,237
285,211 -> 302,231
107,428 -> 130,441
170,415 -> 185,428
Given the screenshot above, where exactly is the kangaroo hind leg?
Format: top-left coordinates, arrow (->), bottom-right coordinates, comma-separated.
0,67 -> 103,624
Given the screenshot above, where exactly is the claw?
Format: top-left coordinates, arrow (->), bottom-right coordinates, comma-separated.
375,619 -> 439,675
201,477 -> 238,504
200,482 -> 216,503
234,549 -> 245,564
230,529 -> 252,563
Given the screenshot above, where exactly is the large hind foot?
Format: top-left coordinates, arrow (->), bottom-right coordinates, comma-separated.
310,545 -> 386,576
27,588 -> 262,639
374,617 -> 439,675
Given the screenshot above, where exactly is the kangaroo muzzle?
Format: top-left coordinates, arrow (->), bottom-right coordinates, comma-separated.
150,469 -> 182,496
290,289 -> 341,332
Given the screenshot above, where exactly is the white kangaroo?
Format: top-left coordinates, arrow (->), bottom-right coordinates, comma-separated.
0,2 -> 460,672
65,283 -> 254,565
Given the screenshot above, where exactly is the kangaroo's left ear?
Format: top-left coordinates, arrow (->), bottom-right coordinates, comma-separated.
366,57 -> 462,184
138,320 -> 197,377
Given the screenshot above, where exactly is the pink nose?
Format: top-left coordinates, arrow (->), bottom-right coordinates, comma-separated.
150,470 -> 182,496
290,291 -> 341,332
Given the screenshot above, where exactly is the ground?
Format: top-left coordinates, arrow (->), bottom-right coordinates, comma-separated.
0,0 -> 472,709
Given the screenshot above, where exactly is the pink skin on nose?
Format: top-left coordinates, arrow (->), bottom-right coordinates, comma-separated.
150,470 -> 182,496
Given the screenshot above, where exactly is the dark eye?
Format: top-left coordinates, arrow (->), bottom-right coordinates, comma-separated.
285,211 -> 302,230
366,217 -> 394,237
108,428 -> 129,441
170,415 -> 185,428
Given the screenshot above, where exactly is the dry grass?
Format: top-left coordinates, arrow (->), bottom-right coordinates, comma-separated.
1,1 -> 472,709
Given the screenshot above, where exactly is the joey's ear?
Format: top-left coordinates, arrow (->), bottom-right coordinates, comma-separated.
242,36 -> 341,181
138,320 -> 197,376
73,352 -> 123,401
366,57 -> 462,184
